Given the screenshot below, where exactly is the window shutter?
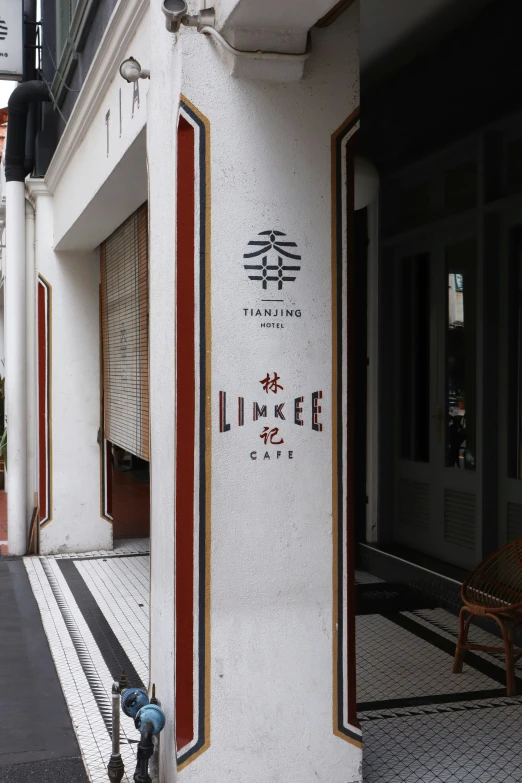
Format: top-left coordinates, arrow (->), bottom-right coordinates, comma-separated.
100,204 -> 150,461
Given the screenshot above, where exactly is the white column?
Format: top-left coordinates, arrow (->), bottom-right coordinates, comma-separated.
6,180 -> 28,555
147,1 -> 181,778
25,199 -> 37,530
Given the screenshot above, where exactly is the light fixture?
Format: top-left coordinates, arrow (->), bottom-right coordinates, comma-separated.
119,57 -> 150,83
161,0 -> 215,33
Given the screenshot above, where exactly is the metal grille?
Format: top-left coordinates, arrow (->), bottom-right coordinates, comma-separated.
100,204 -> 149,461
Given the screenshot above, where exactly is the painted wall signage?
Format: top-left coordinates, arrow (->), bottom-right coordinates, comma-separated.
217,225 -> 327,464
104,68 -> 146,157
242,229 -> 304,329
218,372 -> 323,461
0,0 -> 23,80
244,230 -> 301,289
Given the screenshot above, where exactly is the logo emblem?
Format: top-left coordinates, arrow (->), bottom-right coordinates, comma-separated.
0,19 -> 7,41
243,230 -> 301,290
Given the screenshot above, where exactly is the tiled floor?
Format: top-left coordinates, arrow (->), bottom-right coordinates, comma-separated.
356,572 -> 522,783
24,540 -> 150,783
25,545 -> 522,782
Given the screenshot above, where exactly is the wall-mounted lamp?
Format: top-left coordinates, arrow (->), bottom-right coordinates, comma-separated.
162,0 -> 215,33
119,57 -> 150,83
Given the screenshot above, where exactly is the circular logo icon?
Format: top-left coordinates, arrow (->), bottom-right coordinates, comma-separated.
243,230 -> 301,291
0,19 -> 8,41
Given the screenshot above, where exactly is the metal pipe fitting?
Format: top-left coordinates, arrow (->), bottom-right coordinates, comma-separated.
133,722 -> 155,783
107,681 -> 125,783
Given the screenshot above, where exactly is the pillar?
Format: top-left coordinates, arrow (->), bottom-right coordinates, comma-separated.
148,2 -> 361,780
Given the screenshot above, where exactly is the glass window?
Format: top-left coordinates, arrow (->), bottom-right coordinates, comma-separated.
445,241 -> 477,470
56,0 -> 78,60
399,254 -> 430,462
508,230 -> 522,478
444,161 -> 477,213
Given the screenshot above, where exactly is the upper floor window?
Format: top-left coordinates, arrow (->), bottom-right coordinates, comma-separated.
56,0 -> 79,60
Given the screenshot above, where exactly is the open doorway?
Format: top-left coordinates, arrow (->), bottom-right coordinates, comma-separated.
354,0 -> 522,779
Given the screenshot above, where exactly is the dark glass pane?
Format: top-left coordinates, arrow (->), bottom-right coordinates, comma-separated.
508,230 -> 522,479
444,161 -> 477,212
446,241 -> 477,470
507,137 -> 522,194
399,183 -> 431,231
399,254 -> 430,462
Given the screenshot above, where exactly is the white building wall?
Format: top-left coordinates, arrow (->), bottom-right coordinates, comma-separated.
24,0 -> 361,774
0,304 -> 4,378
30,190 -> 111,555
25,1 -> 151,554
148,2 -> 361,781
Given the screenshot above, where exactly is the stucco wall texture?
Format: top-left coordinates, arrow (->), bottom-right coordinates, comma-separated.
31,0 -> 361,777
148,2 -> 361,781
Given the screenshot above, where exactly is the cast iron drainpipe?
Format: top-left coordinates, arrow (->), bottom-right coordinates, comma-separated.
5,81 -> 50,555
133,721 -> 155,783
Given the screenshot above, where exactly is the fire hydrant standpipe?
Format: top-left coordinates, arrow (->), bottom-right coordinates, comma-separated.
116,688 -> 166,783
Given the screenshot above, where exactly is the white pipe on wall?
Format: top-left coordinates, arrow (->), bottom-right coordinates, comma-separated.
25,199 -> 37,533
6,180 -> 28,555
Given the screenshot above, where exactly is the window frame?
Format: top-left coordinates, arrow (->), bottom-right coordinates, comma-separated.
52,0 -> 99,106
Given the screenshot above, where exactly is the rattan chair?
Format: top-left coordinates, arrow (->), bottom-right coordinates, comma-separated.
453,538 -> 522,695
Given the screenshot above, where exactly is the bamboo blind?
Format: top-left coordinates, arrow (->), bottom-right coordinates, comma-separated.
100,204 -> 150,461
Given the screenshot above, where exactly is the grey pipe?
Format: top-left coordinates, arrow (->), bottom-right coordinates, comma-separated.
107,681 -> 124,783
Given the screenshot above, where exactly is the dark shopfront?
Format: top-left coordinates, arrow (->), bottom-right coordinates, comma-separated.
353,3 -> 522,780
359,0 -> 522,574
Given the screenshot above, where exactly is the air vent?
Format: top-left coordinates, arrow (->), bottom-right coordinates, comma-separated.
398,479 -> 429,530
444,489 -> 476,549
507,502 -> 522,541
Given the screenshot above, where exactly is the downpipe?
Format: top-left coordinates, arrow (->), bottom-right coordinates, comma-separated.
25,199 -> 37,544
5,181 -> 28,554
5,80 -> 50,555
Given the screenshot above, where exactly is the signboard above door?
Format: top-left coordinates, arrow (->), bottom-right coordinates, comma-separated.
0,0 -> 23,81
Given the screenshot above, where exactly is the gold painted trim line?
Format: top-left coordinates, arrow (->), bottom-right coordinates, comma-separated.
331,106 -> 362,750
317,0 -> 357,28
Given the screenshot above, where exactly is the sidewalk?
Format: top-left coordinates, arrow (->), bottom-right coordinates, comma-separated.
17,541 -> 522,782
0,556 -> 88,782
24,539 -> 150,783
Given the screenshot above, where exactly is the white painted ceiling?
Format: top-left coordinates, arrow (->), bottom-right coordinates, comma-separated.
360,0 -> 464,72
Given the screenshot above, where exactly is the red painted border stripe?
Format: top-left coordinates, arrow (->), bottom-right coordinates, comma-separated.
38,281 -> 47,523
175,116 -> 196,751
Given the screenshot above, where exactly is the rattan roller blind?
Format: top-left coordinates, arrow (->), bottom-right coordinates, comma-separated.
100,204 -> 150,461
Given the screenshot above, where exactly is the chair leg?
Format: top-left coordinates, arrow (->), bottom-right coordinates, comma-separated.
453,607 -> 472,674
493,615 -> 516,696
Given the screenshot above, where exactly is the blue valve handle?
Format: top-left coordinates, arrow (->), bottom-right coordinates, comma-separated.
121,688 -> 149,719
135,704 -> 166,735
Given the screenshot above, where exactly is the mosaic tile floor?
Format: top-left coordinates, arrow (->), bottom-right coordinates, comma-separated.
356,571 -> 522,783
24,540 -> 150,783
25,547 -> 522,782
